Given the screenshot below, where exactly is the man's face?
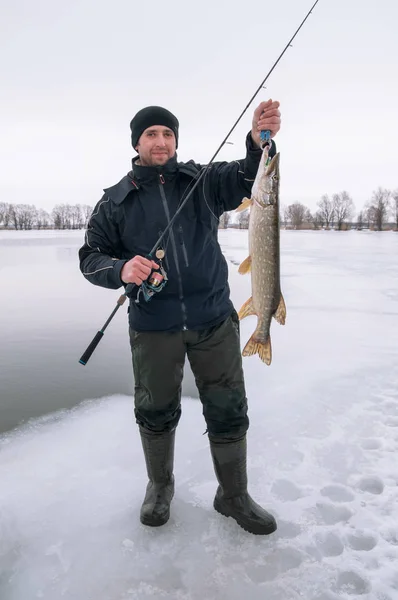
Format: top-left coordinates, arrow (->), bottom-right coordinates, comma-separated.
135,125 -> 176,167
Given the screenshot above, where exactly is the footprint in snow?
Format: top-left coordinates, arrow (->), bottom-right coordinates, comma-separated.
361,438 -> 382,450
333,570 -> 371,596
356,476 -> 384,495
314,530 -> 344,557
320,484 -> 355,502
271,479 -> 303,501
273,519 -> 301,540
276,449 -> 305,471
314,502 -> 353,525
383,416 -> 398,428
380,527 -> 398,546
245,547 -> 304,583
345,530 -> 378,551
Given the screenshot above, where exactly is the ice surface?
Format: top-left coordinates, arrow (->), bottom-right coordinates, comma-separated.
1,229 -> 398,599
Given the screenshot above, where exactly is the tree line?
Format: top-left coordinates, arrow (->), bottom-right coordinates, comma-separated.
219,187 -> 398,231
2,186 -> 397,232
0,202 -> 93,230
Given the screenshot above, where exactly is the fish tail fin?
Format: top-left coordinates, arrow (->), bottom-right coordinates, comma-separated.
242,334 -> 272,365
238,296 -> 256,320
273,293 -> 287,325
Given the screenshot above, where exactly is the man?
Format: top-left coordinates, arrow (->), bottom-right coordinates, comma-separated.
79,100 -> 281,535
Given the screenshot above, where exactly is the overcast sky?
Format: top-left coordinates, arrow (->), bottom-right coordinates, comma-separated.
1,0 -> 397,214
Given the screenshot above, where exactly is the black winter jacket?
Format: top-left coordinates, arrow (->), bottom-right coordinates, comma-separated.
78,133 -> 276,331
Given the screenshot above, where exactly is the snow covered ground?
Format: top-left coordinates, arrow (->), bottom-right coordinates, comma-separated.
1,229 -> 398,600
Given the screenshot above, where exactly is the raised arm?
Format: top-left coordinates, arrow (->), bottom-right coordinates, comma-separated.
208,100 -> 281,214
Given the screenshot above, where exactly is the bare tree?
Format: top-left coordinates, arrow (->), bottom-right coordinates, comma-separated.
332,191 -> 355,230
82,204 -> 93,228
52,206 -> 60,229
218,211 -> 231,229
304,208 -> 313,225
313,211 -> 324,230
52,204 -> 73,229
363,203 -> 372,228
237,209 -> 250,229
0,202 -> 10,227
317,194 -> 334,229
52,204 -> 62,229
36,209 -> 51,229
8,204 -> 19,230
21,205 -> 37,229
367,187 -> 391,231
356,211 -> 364,230
392,190 -> 398,230
283,204 -> 290,228
280,203 -> 289,228
287,202 -> 307,229
65,205 -> 74,229
69,204 -> 84,229
8,204 -> 37,230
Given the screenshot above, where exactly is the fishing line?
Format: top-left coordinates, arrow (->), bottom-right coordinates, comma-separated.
79,0 -> 321,365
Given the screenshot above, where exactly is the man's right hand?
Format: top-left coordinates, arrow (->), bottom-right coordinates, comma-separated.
121,256 -> 159,285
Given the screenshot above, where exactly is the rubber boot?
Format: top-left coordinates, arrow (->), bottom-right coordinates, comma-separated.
209,435 -> 277,535
139,427 -> 175,527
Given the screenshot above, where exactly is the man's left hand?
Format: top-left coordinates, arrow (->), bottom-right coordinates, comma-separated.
251,100 -> 281,148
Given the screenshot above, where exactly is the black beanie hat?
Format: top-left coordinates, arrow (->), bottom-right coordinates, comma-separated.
130,106 -> 179,149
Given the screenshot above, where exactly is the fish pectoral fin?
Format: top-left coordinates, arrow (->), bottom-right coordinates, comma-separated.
238,296 -> 256,320
235,197 -> 252,213
273,293 -> 287,325
238,255 -> 252,275
242,334 -> 272,365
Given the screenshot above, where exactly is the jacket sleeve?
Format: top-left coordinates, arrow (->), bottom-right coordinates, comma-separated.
209,132 -> 277,214
78,195 -> 127,290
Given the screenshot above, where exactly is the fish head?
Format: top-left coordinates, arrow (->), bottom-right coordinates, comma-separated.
252,151 -> 280,209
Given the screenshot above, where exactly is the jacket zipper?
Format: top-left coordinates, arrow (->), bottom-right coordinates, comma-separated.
158,175 -> 188,330
178,225 -> 189,267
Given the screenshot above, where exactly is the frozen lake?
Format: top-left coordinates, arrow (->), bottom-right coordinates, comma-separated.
1,228 -> 398,599
0,229 -> 199,434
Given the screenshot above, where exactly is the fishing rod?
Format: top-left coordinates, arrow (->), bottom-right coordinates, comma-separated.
79,0 -> 321,366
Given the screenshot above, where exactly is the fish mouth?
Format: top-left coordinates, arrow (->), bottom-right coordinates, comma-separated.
265,152 -> 280,173
253,152 -> 280,208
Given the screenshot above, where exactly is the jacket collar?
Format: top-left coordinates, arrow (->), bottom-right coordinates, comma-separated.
104,156 -> 201,205
131,154 -> 201,182
131,154 -> 179,183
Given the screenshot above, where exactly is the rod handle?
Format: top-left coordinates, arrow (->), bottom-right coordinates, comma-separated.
125,283 -> 134,297
79,331 -> 104,366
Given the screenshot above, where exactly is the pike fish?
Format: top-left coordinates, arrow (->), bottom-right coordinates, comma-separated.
235,148 -> 286,365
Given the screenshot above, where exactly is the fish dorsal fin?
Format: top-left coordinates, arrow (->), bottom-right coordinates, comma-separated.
238,296 -> 256,320
273,293 -> 287,325
238,255 -> 252,275
235,197 -> 252,213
